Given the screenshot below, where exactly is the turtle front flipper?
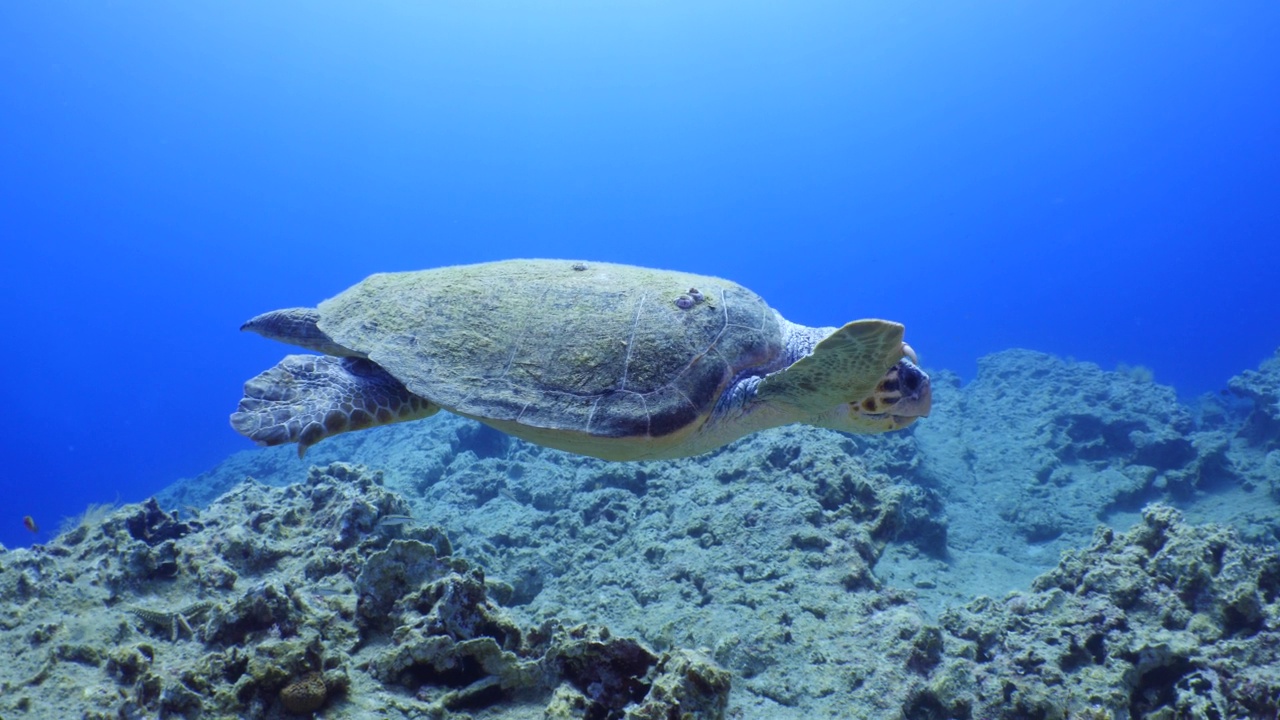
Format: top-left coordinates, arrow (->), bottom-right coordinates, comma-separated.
230,355 -> 438,457
757,319 -> 929,420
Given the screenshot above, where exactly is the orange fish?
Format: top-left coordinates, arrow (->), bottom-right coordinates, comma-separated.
22,515 -> 38,533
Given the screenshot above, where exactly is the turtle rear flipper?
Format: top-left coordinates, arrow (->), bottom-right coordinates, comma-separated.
230,355 -> 438,457
758,319 -> 923,415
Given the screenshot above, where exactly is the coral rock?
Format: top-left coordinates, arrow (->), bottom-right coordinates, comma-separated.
279,672 -> 327,715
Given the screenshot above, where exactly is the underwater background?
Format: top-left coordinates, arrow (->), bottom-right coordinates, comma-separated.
5,4 -> 1280,718
1,3 -> 1278,553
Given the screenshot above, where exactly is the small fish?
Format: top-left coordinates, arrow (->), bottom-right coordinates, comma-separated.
22,515 -> 38,533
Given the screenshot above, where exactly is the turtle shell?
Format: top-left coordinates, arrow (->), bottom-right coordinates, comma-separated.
315,259 -> 785,440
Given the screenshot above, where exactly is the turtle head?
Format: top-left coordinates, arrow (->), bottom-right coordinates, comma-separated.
813,352 -> 932,434
866,355 -> 932,425
756,320 -> 931,435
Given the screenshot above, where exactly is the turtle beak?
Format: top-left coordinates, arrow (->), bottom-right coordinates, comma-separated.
890,357 -> 931,420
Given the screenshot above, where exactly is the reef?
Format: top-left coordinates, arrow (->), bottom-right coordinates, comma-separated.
6,347 -> 1280,718
1215,348 -> 1280,518
879,349 -> 1280,611
0,463 -> 729,719
932,504 -> 1280,719
915,351 -> 1200,547
1226,348 -> 1280,453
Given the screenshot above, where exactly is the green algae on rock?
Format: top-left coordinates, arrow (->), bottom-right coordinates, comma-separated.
0,463 -> 730,719
933,505 -> 1280,719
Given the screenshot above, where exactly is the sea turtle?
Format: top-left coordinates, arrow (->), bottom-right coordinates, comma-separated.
231,259 -> 931,461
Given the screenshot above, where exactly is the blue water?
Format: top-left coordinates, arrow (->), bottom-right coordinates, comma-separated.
2,2 -> 1277,550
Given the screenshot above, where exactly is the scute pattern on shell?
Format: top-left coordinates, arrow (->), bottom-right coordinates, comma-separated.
315,260 -> 787,439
